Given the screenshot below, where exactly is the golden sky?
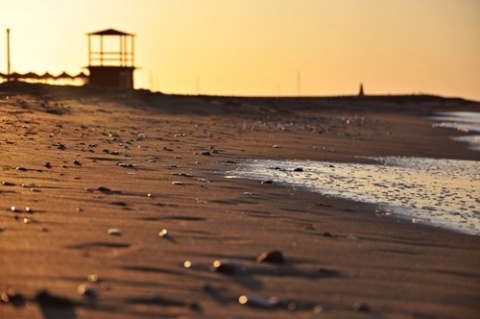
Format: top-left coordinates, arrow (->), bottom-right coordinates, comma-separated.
1,0 -> 479,100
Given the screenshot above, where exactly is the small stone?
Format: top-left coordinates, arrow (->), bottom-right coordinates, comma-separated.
183,260 -> 199,270
0,226 -> 4,232
44,162 -> 52,169
272,145 -> 280,148
293,168 -> 304,172
137,133 -> 146,140
56,144 -> 67,150
256,250 -> 285,264
2,181 -> 15,186
25,207 -> 33,213
16,166 -> 28,171
22,183 -> 36,188
23,218 -> 31,224
172,181 -> 184,186
77,284 -> 97,299
73,160 -> 81,166
108,228 -> 122,236
261,180 -> 273,184
212,259 -> 246,275
353,302 -> 370,312
200,151 -> 211,156
159,229 -> 170,238
87,274 -> 99,283
10,206 -> 18,213
238,295 -> 273,309
1,288 -> 25,306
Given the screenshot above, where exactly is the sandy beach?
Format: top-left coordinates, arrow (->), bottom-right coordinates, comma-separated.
1,82 -> 480,319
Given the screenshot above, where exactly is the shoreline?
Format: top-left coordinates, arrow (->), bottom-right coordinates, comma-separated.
1,83 -> 480,318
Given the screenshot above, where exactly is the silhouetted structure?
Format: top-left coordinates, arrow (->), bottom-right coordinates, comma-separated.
86,28 -> 136,90
359,83 -> 364,96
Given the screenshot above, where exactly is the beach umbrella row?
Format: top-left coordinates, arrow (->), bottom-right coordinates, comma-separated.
0,71 -> 88,80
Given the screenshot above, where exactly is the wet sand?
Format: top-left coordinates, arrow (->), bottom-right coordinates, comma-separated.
1,82 -> 480,319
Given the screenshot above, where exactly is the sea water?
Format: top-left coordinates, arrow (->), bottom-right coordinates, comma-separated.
226,112 -> 480,236
432,111 -> 480,151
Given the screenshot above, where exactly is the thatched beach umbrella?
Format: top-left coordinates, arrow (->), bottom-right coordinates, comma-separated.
55,71 -> 74,80
24,72 -> 40,80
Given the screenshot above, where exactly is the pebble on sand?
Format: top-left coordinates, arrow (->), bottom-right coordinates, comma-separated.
15,166 -> 28,171
212,259 -> 246,275
238,295 -> 273,309
159,229 -> 172,239
354,302 -> 370,312
108,228 -> 122,236
256,250 -> 285,264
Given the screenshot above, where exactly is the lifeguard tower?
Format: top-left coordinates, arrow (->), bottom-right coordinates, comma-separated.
86,28 -> 136,89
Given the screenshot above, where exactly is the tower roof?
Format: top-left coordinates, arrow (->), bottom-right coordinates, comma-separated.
87,28 -> 134,36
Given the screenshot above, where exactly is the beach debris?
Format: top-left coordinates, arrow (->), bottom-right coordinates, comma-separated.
118,162 -> 138,169
183,260 -> 200,270
36,290 -> 73,308
98,186 -> 112,193
56,143 -> 67,150
212,259 -> 246,275
15,166 -> 28,171
87,274 -> 99,283
1,288 -> 25,306
108,228 -> 122,236
97,186 -> 122,194
238,295 -> 273,309
256,250 -> 285,264
77,284 -> 98,305
353,302 -> 370,312
159,229 -> 175,242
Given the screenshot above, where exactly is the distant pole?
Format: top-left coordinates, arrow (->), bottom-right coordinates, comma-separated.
7,28 -> 11,80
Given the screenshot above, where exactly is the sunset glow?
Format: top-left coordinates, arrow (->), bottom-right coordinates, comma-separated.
1,0 -> 479,99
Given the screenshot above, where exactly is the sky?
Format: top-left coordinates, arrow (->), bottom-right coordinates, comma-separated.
1,0 -> 479,100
